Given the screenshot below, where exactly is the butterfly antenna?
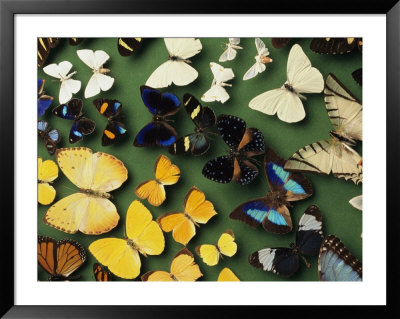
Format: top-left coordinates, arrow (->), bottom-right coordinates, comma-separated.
165,119 -> 175,123
208,131 -> 219,137
249,157 -> 261,166
300,255 -> 311,268
59,185 -> 75,196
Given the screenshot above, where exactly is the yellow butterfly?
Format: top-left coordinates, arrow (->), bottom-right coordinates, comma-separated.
157,186 -> 217,245
43,147 -> 128,235
135,154 -> 180,207
196,230 -> 237,266
89,200 -> 165,279
141,248 -> 202,281
217,267 -> 240,281
38,157 -> 58,205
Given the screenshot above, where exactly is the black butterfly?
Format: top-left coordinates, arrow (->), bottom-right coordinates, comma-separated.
134,85 -> 180,148
249,205 -> 324,277
310,38 -> 362,55
118,38 -> 142,56
69,38 -> 84,46
271,38 -> 292,49
37,37 -> 60,68
169,94 -> 216,156
38,121 -> 60,156
93,98 -> 127,146
52,98 -> 95,144
202,115 -> 265,185
352,68 -> 362,86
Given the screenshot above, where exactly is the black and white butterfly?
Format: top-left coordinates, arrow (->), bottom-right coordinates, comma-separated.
249,205 -> 323,277
169,94 -> 216,156
38,121 -> 60,156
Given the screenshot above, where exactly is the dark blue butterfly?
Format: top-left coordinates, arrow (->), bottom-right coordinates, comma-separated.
38,121 -> 60,155
134,85 -> 180,147
230,147 -> 312,234
249,205 -> 323,277
52,98 -> 95,144
38,78 -> 54,117
318,235 -> 362,281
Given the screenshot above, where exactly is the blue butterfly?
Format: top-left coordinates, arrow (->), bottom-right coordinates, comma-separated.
38,78 -> 54,117
38,121 -> 60,155
230,147 -> 313,234
318,235 -> 362,281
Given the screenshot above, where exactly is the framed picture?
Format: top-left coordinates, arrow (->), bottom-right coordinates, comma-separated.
1,0 -> 398,317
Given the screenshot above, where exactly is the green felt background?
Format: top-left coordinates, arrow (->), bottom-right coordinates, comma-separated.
37,38 -> 362,281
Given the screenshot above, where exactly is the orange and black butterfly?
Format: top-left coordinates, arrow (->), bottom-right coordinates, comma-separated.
37,235 -> 86,281
93,263 -> 112,281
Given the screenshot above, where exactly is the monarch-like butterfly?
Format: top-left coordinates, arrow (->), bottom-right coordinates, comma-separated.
93,263 -> 112,281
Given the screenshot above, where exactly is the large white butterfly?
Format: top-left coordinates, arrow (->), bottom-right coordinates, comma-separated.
76,49 -> 114,98
248,44 -> 324,123
219,38 -> 242,62
146,38 -> 202,89
43,61 -> 81,104
243,38 -> 273,80
201,62 -> 234,104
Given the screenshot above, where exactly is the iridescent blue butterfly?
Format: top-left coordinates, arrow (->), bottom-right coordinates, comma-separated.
249,205 -> 323,277
318,235 -> 362,281
38,121 -> 60,155
230,147 -> 312,234
134,85 -> 180,147
52,98 -> 95,144
38,78 -> 54,117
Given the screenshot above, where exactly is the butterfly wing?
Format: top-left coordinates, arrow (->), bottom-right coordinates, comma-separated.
69,117 -> 96,144
38,38 -> 51,67
183,93 -> 216,129
140,85 -> 181,117
296,205 -> 324,256
202,85 -> 230,104
210,62 -> 235,84
195,244 -> 220,266
118,38 -> 142,56
219,46 -> 237,62
349,195 -> 362,211
217,230 -> 237,258
216,115 -> 246,149
38,183 -> 56,205
84,73 -> 114,98
218,268 -> 240,281
93,263 -> 112,281
38,79 -> 53,117
38,235 -> 57,277
202,155 -> 234,184
271,38 -> 291,48
38,157 -> 58,205
134,121 -> 178,147
164,38 -> 202,59
53,98 -> 82,120
55,238 -> 86,278
157,212 -> 195,246
310,38 -> 358,54
170,248 -> 203,281
93,98 -> 122,119
59,79 -> 81,104
155,154 -> 181,185
42,63 -> 63,79
169,133 -> 210,156
352,68 -> 362,86
184,186 -> 217,224
243,62 -> 265,80
101,121 -> 127,146
141,271 -> 174,281
76,49 -> 96,69
135,180 -> 165,207
69,38 -> 84,46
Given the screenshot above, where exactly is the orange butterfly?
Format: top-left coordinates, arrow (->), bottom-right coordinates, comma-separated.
135,154 -> 180,206
93,263 -> 112,281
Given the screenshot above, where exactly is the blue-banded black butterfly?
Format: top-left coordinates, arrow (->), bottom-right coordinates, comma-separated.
118,38 -> 142,56
37,37 -> 60,68
134,85 -> 180,148
38,121 -> 60,156
93,98 -> 127,146
52,98 -> 95,144
352,68 -> 362,86
318,235 -> 362,281
310,38 -> 362,55
38,78 -> 54,118
230,147 -> 312,234
202,115 -> 265,185
249,205 -> 323,277
169,93 -> 216,156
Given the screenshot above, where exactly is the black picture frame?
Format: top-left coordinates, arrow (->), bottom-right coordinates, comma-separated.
1,0 -> 398,317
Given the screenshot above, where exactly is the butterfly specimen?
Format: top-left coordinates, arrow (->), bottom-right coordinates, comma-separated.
93,98 -> 127,146
37,37 -> 60,67
38,157 -> 58,205
38,78 -> 54,117
43,147 -> 128,235
77,49 -> 114,98
249,44 -> 323,123
230,147 -> 312,234
271,38 -> 292,49
141,248 -> 203,281
202,114 -> 265,185
38,235 -> 86,281
284,73 -> 363,184
352,68 -> 362,86
135,154 -> 180,207
133,85 -> 180,147
318,235 -> 362,281
89,200 -> 165,279
69,38 -> 84,46
146,38 -> 202,88
243,38 -> 273,80
157,186 -> 217,246
43,61 -> 81,104
310,38 -> 362,55
93,263 -> 112,281
201,62 -> 234,104
117,38 -> 142,56
249,205 -> 323,277
38,120 -> 60,155
349,195 -> 362,237
219,38 -> 242,62
217,267 -> 240,281
169,94 -> 216,156
196,230 -> 237,266
53,98 -> 96,144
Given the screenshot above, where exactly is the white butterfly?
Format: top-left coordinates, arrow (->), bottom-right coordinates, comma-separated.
146,38 -> 202,89
249,44 -> 324,123
349,195 -> 362,238
76,49 -> 114,98
201,62 -> 234,104
43,61 -> 81,104
219,38 -> 242,62
243,38 -> 273,80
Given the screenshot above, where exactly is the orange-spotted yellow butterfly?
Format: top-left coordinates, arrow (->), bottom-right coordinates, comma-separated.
217,267 -> 240,281
89,200 -> 165,279
196,230 -> 237,266
43,147 -> 128,235
157,186 -> 217,246
93,263 -> 112,281
141,248 -> 203,281
135,154 -> 180,206
38,157 -> 58,205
